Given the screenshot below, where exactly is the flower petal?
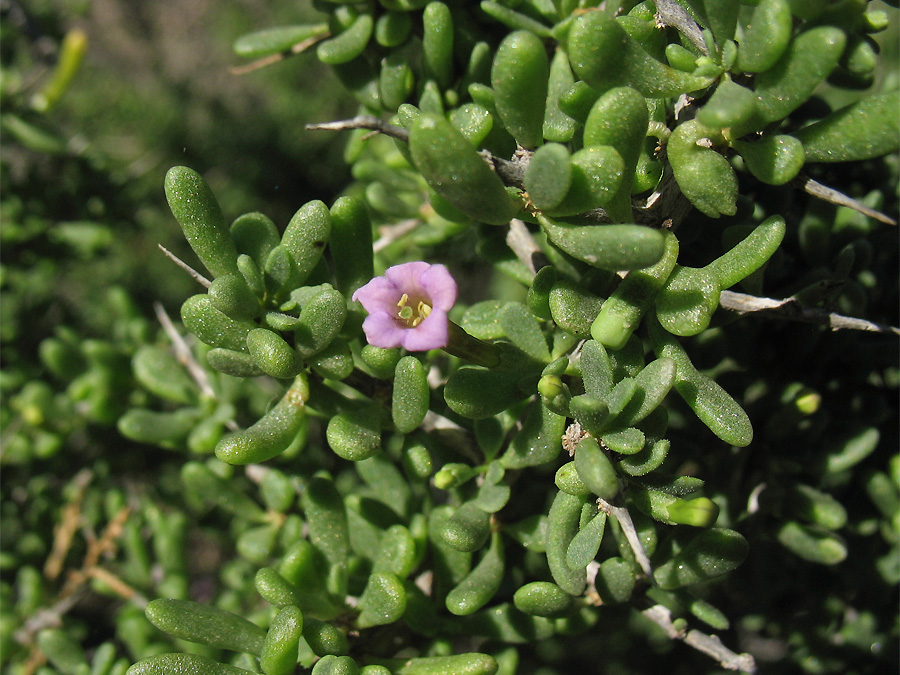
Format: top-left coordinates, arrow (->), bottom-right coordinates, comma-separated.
385,261 -> 431,299
418,263 -> 458,311
353,276 -> 400,315
400,309 -> 449,351
361,312 -> 407,349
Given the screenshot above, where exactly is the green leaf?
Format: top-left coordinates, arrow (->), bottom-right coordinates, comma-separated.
654,529 -> 749,589
127,653 -> 257,675
165,166 -> 238,279
539,216 -> 666,271
145,599 -> 266,654
446,532 -> 505,616
513,581 -> 573,617
215,375 -> 308,464
777,521 -> 847,565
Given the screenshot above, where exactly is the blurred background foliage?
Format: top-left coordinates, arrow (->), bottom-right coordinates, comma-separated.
1,1 -> 898,674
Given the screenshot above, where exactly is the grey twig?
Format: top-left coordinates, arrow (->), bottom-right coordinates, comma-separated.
230,32 -> 329,75
305,115 -> 409,143
642,604 -> 758,673
506,218 -> 549,277
152,303 -> 229,418
655,0 -> 708,55
158,244 -> 211,288
597,499 -> 654,579
719,290 -> 900,336
790,174 -> 897,226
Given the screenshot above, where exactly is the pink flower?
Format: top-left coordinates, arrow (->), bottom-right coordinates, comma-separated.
352,262 -> 458,351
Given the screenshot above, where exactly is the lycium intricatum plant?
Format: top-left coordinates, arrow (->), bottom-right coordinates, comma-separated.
3,1 -> 898,675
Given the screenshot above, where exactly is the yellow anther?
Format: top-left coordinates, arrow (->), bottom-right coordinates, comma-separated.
397,293 -> 409,308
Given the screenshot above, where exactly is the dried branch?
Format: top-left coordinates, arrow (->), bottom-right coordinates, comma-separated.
153,302 -> 224,406
306,115 -> 409,143
642,604 -> 758,673
230,33 -> 329,75
596,499 -> 654,579
790,174 -> 897,226
158,244 -> 211,288
506,218 -> 549,277
719,289 -> 900,336
655,0 -> 708,55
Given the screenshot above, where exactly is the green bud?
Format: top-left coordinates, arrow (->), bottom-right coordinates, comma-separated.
665,496 -> 720,527
165,166 -> 238,278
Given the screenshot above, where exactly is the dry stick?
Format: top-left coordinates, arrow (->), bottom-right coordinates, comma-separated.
306,115 -> 410,143
719,289 -> 900,336
791,174 -> 897,226
596,498 -> 654,579
642,604 -> 758,674
654,0 -> 708,55
158,244 -> 211,288
230,33 -> 330,75
152,302 -> 224,408
506,218 -> 549,277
